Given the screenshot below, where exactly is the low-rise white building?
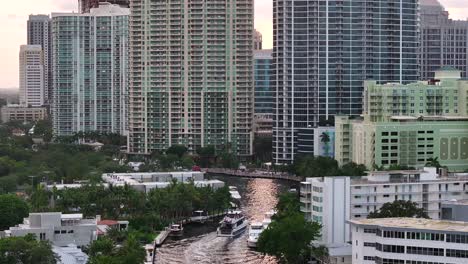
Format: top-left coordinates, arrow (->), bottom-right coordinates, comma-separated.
301,167 -> 468,263
3,212 -> 97,247
349,218 -> 468,264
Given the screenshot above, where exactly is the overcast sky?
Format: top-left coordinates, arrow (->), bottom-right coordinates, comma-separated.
0,0 -> 466,88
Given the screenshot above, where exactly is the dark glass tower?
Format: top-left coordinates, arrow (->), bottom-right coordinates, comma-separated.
273,0 -> 420,164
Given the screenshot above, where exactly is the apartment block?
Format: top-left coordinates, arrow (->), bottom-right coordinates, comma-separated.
335,68 -> 468,171
1,105 -> 47,123
128,0 -> 254,156
27,15 -> 52,105
4,213 -> 97,247
52,4 -> 129,136
301,168 -> 468,263
19,45 -> 45,107
273,0 -> 419,164
254,29 -> 262,50
350,218 -> 468,264
79,0 -> 129,13
254,49 -> 273,117
420,0 -> 468,79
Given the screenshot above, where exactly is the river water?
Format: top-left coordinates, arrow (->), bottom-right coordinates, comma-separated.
154,175 -> 294,264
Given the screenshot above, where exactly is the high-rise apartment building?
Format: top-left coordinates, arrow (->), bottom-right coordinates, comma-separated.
19,45 -> 45,107
420,0 -> 468,80
79,0 -> 129,13
128,0 -> 254,156
27,15 -> 52,105
254,30 -> 262,50
52,4 -> 129,136
273,0 -> 420,164
254,49 -> 273,116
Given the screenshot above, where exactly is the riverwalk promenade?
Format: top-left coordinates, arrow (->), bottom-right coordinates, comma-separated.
205,168 -> 302,182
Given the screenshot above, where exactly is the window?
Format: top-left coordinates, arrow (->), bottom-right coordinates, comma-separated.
364,242 -> 376,247
39,233 -> 46,241
446,249 -> 468,258
364,228 -> 377,234
407,246 -> 444,256
376,243 -> 404,253
364,256 -> 375,261
54,230 -> 60,234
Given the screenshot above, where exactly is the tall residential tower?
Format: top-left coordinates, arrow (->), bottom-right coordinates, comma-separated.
27,15 -> 52,105
273,0 -> 420,164
52,4 -> 129,136
420,0 -> 468,79
78,0 -> 129,13
19,45 -> 45,107
128,0 -> 254,156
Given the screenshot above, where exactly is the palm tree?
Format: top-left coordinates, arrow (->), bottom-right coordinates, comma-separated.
320,132 -> 331,157
425,157 -> 441,169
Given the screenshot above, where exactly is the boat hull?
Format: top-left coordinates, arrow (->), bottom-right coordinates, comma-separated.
217,222 -> 248,238
247,239 -> 257,248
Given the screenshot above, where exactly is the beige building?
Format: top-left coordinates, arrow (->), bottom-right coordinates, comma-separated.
19,45 -> 45,107
1,105 -> 47,123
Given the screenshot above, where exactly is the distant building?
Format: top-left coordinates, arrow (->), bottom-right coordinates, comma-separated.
253,49 -> 273,116
420,0 -> 468,79
19,45 -> 45,107
335,68 -> 468,171
441,199 -> 468,222
4,213 -> 97,247
253,115 -> 273,137
27,15 -> 52,105
254,29 -> 262,50
1,105 -> 47,123
78,0 -> 129,13
350,218 -> 468,264
52,4 -> 129,136
313,127 -> 335,158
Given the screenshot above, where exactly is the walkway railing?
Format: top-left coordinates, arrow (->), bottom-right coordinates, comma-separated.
205,168 -> 302,182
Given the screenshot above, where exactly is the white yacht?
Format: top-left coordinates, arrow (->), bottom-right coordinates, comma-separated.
169,224 -> 184,237
191,210 -> 209,223
229,186 -> 242,200
217,210 -> 248,238
247,222 -> 264,248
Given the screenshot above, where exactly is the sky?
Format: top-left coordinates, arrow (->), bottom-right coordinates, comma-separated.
0,0 -> 467,88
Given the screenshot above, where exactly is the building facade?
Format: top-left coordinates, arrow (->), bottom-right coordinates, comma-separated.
301,168 -> 468,263
254,49 -> 273,116
420,0 -> 468,79
79,0 -> 129,13
254,29 -> 262,50
3,213 -> 97,247
52,4 -> 129,136
335,68 -> 468,171
350,218 -> 468,264
273,0 -> 420,164
19,45 -> 45,107
1,105 -> 47,123
128,0 -> 254,156
27,15 -> 52,105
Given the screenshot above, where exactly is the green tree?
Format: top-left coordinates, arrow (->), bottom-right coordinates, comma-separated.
425,157 -> 441,169
257,193 -> 321,263
294,155 -> 340,177
368,200 -> 429,219
253,136 -> 272,162
87,235 -> 145,264
0,234 -> 56,264
0,194 -> 29,230
218,152 -> 239,169
196,145 -> 215,167
166,145 -> 188,158
339,162 -> 367,176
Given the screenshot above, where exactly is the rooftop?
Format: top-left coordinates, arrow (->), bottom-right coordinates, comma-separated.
349,218 -> 468,233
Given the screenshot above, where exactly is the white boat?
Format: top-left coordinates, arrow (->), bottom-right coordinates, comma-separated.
191,210 -> 209,223
217,210 -> 248,238
247,222 -> 264,248
262,210 -> 276,228
169,224 -> 184,237
229,186 -> 242,200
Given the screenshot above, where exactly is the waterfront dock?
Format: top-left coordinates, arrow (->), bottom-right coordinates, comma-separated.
205,168 -> 302,182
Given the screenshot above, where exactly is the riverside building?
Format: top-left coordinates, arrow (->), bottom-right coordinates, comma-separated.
350,218 -> 468,264
273,0 -> 420,164
301,167 -> 468,263
128,0 -> 254,156
335,68 -> 468,172
52,4 -> 129,136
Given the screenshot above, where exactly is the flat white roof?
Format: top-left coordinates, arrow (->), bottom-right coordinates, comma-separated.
61,214 -> 83,220
349,218 -> 468,233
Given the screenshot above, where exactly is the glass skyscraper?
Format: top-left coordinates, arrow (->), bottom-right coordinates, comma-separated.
273,0 -> 420,164
254,49 -> 273,116
52,4 -> 129,136
128,0 -> 254,156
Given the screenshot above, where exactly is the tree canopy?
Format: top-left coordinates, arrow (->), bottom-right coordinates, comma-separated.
257,193 -> 321,263
294,155 -> 367,178
87,235 -> 146,264
0,194 -> 29,231
368,200 -> 429,219
0,234 -> 56,264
